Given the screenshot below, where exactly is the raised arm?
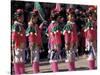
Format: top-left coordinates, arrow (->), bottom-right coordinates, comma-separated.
39,21 -> 47,29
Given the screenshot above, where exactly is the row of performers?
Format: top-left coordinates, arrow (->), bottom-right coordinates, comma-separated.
11,8 -> 97,74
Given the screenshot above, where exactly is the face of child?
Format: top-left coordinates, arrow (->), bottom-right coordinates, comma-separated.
69,16 -> 74,21
32,16 -> 38,23
17,16 -> 24,23
89,16 -> 93,21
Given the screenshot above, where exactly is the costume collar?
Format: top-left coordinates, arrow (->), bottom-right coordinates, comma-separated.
67,21 -> 75,25
14,21 -> 23,26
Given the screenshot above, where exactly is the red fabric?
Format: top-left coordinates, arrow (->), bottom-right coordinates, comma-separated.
54,30 -> 62,44
12,32 -> 17,41
51,62 -> 58,72
19,63 -> 25,74
29,33 -> 36,43
32,62 -> 40,73
48,22 -> 57,33
13,63 -> 21,74
70,24 -> 78,43
64,31 -> 71,43
49,32 -> 55,45
12,32 -> 20,48
20,27 -> 26,43
55,3 -> 61,12
20,33 -> 26,43
48,22 -> 58,45
64,24 -> 78,44
85,28 -> 96,41
28,25 -> 42,47
67,61 -> 75,71
88,60 -> 95,69
36,28 -> 42,47
70,30 -> 78,44
13,63 -> 25,74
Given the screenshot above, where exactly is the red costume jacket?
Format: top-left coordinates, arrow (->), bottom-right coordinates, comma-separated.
12,22 -> 26,48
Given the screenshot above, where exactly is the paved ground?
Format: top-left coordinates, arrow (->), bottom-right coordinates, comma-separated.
24,55 -> 97,74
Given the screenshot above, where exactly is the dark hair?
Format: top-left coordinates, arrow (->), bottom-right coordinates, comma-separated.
50,13 -> 61,20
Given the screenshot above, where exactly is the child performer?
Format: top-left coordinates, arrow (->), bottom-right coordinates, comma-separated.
11,9 -> 26,74
84,14 -> 96,69
26,9 -> 46,73
46,8 -> 62,72
62,14 -> 78,71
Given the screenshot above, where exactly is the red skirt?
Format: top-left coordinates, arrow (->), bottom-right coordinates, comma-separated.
86,29 -> 96,41
12,32 -> 21,48
64,31 -> 71,44
54,31 -> 62,45
49,32 -> 55,45
36,33 -> 42,47
70,31 -> 78,44
28,33 -> 36,43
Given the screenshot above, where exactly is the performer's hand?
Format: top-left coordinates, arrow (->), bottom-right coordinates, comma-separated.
48,49 -> 51,53
63,30 -> 66,35
28,21 -> 33,26
14,21 -> 19,25
35,33 -> 37,36
46,33 -> 49,36
68,30 -> 71,33
26,33 -> 29,36
54,31 -> 56,34
85,48 -> 88,51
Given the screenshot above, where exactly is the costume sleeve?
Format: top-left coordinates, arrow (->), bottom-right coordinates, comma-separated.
86,21 -> 93,28
52,24 -> 61,32
52,26 -> 57,32
63,24 -> 72,32
13,24 -> 21,32
11,24 -> 19,46
26,26 -> 35,36
26,26 -> 31,36
12,24 -> 20,41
